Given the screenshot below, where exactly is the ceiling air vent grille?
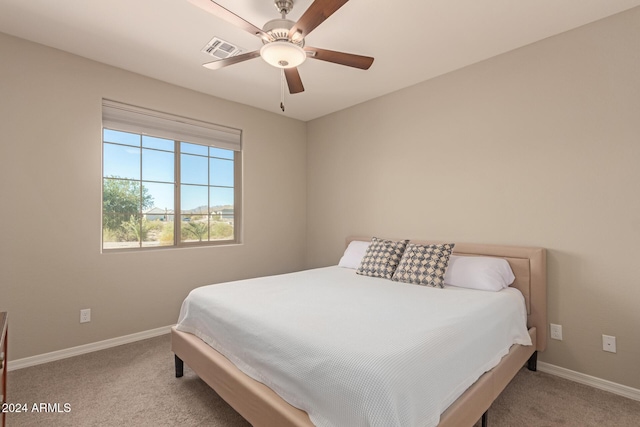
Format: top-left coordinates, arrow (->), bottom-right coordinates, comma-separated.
201,37 -> 244,60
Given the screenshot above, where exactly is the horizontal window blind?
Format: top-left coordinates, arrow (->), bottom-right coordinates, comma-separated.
102,99 -> 242,151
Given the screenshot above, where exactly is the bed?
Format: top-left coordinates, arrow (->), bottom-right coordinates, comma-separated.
171,237 -> 547,426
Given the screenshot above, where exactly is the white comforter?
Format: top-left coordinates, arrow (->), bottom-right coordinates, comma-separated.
176,266 -> 531,427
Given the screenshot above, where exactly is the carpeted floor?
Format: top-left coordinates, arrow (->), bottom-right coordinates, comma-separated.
6,334 -> 640,426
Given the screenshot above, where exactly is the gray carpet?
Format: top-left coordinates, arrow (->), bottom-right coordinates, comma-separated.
7,334 -> 640,426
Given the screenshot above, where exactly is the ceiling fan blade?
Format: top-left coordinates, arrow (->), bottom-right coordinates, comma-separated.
288,0 -> 349,40
188,0 -> 271,40
305,47 -> 374,70
202,50 -> 261,70
284,67 -> 305,94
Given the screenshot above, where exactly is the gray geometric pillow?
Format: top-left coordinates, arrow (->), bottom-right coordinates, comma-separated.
392,243 -> 455,287
356,237 -> 409,279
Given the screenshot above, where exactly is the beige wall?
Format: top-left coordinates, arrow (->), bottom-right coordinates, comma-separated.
0,32 -> 307,360
307,8 -> 640,389
2,6 -> 639,392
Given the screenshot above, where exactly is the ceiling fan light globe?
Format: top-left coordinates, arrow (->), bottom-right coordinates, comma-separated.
260,41 -> 306,69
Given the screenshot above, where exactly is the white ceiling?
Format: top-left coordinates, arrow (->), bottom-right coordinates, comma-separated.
1,0 -> 639,121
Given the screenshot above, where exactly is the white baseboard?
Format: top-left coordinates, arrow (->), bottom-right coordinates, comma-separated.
538,361 -> 640,402
7,329 -> 640,404
7,325 -> 173,371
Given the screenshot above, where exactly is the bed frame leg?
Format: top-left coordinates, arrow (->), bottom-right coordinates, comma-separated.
527,351 -> 538,371
175,354 -> 184,378
482,410 -> 488,427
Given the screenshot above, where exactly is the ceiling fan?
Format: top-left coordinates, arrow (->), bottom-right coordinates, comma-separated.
189,0 -> 374,101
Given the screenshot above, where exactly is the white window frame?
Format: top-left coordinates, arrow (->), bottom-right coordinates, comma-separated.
101,99 -> 242,251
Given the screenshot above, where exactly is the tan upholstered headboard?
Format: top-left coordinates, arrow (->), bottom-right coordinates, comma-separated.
346,237 -> 548,351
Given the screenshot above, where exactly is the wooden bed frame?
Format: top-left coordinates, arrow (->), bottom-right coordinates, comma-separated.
171,238 -> 547,426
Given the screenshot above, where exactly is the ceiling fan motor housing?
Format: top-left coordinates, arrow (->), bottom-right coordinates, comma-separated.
260,16 -> 307,68
262,19 -> 304,46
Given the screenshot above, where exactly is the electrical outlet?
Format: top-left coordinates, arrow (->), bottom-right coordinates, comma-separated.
80,309 -> 91,323
550,323 -> 563,340
603,335 -> 616,353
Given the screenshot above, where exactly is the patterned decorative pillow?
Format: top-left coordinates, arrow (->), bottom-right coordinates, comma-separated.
392,243 -> 456,287
356,237 -> 409,279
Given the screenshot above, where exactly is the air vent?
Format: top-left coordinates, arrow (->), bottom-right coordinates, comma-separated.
201,37 -> 244,60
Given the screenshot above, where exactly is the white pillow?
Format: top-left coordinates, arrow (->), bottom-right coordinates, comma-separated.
338,240 -> 371,269
444,255 -> 515,291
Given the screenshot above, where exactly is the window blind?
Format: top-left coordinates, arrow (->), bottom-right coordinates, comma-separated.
102,99 -> 242,151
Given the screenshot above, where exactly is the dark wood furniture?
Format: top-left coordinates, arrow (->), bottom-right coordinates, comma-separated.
1,312 -> 7,427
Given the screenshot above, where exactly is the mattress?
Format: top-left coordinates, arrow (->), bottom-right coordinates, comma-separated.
176,266 -> 531,427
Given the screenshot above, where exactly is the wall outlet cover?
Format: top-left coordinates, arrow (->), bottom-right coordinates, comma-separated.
550,323 -> 563,340
603,335 -> 616,353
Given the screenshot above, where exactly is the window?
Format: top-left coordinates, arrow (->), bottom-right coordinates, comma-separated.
101,100 -> 241,250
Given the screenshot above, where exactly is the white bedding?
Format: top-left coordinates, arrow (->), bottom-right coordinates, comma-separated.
176,266 -> 532,427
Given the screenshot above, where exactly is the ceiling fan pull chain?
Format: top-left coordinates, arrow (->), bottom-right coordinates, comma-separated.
280,68 -> 286,112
